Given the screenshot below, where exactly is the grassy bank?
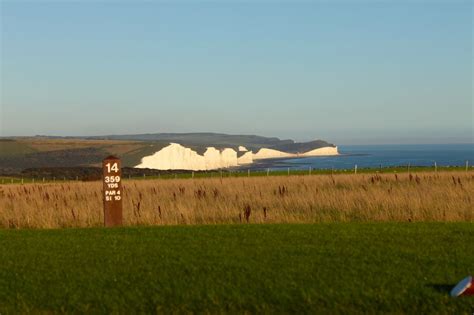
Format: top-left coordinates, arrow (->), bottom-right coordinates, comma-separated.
0,223 -> 472,313
1,165 -> 472,184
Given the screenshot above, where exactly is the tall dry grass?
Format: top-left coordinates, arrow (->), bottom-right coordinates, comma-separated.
0,171 -> 472,229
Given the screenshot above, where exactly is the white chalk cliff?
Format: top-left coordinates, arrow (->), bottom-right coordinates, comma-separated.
237,151 -> 254,165
301,146 -> 339,156
135,142 -> 339,171
253,148 -> 295,160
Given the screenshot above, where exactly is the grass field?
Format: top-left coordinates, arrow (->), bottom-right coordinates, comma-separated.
1,171 -> 472,228
1,165 -> 471,184
0,223 -> 472,313
0,139 -> 37,157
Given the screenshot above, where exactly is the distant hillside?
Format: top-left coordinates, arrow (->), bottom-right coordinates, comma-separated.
87,133 -> 294,152
87,133 -> 334,152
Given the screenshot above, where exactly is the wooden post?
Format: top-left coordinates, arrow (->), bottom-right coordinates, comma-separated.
102,156 -> 123,227
434,161 -> 437,172
354,164 -> 357,174
466,160 -> 469,171
267,168 -> 270,176
192,171 -> 194,179
248,169 -> 250,177
287,168 -> 290,176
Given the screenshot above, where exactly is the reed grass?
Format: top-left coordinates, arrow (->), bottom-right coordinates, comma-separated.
0,171 -> 472,229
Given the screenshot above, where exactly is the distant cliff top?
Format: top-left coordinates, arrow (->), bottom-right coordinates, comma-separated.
86,133 -> 335,153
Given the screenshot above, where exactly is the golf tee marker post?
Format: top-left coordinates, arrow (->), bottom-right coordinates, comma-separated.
102,156 -> 123,227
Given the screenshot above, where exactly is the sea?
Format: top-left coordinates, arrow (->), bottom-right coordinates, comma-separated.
253,144 -> 474,171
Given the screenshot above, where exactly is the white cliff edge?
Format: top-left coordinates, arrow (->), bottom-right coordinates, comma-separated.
135,143 -> 338,170
301,146 -> 339,156
253,148 -> 295,160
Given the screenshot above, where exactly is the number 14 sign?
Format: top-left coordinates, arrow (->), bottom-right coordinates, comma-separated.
102,156 -> 123,227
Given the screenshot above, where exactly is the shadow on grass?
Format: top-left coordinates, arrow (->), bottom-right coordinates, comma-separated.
427,284 -> 454,294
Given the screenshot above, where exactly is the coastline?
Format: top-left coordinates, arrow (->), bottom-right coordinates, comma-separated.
135,143 -> 339,171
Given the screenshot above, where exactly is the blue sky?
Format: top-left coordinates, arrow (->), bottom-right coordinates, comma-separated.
1,1 -> 472,144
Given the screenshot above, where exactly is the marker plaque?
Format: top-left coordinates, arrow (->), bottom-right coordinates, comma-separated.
102,156 -> 123,227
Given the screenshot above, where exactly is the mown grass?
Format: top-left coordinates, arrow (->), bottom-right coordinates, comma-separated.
0,223 -> 472,314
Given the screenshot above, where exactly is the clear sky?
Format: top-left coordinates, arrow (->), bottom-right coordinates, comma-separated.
0,0 -> 472,144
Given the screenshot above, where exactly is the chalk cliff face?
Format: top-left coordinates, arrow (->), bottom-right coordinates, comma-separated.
253,148 -> 295,160
136,143 -> 208,170
301,146 -> 339,156
219,148 -> 238,169
253,147 -> 339,160
237,151 -> 253,165
135,142 -> 339,170
203,147 -> 224,170
136,143 -> 245,170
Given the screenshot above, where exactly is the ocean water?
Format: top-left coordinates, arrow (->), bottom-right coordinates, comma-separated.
256,144 -> 474,170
